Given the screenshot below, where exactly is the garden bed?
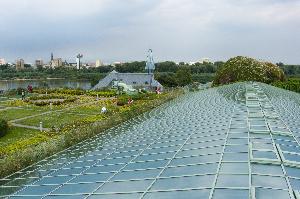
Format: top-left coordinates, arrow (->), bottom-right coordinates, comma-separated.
0,89 -> 183,178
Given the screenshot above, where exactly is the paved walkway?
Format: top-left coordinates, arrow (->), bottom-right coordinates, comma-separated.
10,123 -> 50,131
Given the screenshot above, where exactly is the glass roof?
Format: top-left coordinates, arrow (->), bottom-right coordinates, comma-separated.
1,82 -> 300,198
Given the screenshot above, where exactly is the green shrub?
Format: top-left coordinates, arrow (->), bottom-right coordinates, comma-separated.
27,94 -> 66,100
16,87 -> 24,95
33,88 -> 85,95
272,78 -> 300,93
25,94 -> 77,106
213,56 -> 285,86
117,95 -> 130,106
0,119 -> 9,137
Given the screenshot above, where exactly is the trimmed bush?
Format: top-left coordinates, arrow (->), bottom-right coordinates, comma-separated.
272,78 -> 300,93
0,119 -> 9,137
213,56 -> 285,86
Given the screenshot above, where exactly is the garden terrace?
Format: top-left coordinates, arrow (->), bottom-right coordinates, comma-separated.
0,90 -> 178,178
1,82 -> 300,199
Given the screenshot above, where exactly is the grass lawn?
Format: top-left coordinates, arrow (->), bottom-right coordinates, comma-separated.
17,112 -> 103,128
0,126 -> 40,147
0,108 -> 45,121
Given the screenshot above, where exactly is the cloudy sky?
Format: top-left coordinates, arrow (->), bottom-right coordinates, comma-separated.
0,0 -> 299,64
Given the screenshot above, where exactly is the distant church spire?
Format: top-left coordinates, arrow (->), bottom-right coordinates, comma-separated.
51,53 -> 53,61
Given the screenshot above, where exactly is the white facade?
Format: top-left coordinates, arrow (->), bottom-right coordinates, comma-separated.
16,59 -> 25,70
76,58 -> 80,69
96,59 -> 104,67
0,58 -> 6,65
50,58 -> 63,68
199,58 -> 211,63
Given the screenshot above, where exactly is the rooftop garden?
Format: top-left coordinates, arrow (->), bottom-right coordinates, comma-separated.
0,88 -> 183,178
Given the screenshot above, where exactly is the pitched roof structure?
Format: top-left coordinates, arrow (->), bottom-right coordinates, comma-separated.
92,70 -> 163,90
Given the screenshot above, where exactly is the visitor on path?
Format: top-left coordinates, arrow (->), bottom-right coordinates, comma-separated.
27,85 -> 33,93
156,87 -> 161,94
128,98 -> 133,105
21,90 -> 25,100
101,106 -> 107,114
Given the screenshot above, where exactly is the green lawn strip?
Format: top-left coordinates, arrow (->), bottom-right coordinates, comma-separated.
0,127 -> 40,147
0,108 -> 45,121
17,112 -> 101,128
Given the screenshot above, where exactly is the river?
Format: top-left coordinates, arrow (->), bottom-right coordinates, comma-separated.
0,79 -> 92,91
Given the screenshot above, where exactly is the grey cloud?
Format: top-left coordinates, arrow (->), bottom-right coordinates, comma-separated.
0,0 -> 299,64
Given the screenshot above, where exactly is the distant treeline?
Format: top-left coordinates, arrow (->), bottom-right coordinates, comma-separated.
276,63 -> 300,77
115,61 -> 222,87
0,61 -> 221,87
1,61 -> 299,87
115,61 -> 223,74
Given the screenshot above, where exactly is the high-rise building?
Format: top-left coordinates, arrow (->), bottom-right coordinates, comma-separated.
51,58 -> 63,68
49,53 -> 63,68
35,59 -> 44,67
0,58 -> 6,65
96,59 -> 104,67
16,59 -> 25,70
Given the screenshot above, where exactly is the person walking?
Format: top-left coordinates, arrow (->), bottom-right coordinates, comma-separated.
101,106 -> 107,114
21,90 -> 25,100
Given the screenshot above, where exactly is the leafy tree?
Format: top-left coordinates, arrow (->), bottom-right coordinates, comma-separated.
156,61 -> 178,72
175,67 -> 192,86
155,73 -> 178,87
0,119 -> 8,137
116,61 -> 145,73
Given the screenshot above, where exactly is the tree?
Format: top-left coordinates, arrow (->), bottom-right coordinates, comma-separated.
213,56 -> 285,86
115,62 -> 145,73
155,73 -> 178,87
156,61 -> 178,72
175,67 -> 192,86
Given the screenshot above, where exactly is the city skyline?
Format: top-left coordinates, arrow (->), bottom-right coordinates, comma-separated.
0,0 -> 300,64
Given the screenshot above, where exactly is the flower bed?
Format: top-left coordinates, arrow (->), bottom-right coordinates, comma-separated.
25,94 -> 77,106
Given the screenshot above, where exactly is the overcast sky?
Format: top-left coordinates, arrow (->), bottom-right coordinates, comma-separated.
0,0 -> 299,64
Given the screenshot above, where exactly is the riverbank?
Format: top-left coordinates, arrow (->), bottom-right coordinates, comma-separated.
0,79 -> 92,91
0,78 -> 66,81
0,89 -> 183,178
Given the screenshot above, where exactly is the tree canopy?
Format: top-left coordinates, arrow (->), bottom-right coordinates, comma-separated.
213,56 -> 286,86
